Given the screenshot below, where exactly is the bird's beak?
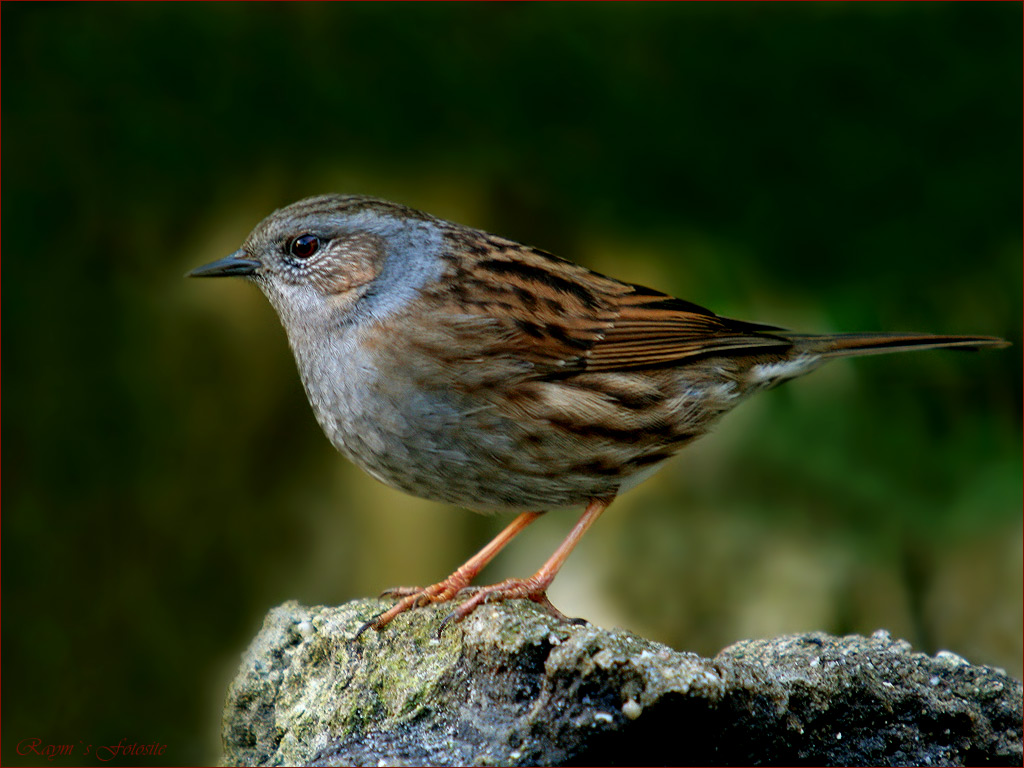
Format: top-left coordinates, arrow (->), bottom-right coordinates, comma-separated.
187,250 -> 261,278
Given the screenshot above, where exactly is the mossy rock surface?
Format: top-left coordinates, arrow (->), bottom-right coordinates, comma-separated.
222,600 -> 1022,766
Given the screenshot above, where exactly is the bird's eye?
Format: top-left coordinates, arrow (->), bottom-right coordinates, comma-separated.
289,234 -> 321,259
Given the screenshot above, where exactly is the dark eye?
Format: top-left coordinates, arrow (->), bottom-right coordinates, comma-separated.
289,234 -> 320,259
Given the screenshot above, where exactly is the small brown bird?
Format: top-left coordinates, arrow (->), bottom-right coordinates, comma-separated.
189,194 -> 1007,634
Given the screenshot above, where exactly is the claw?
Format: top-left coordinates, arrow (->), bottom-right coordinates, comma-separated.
354,610 -> 387,639
437,611 -> 458,638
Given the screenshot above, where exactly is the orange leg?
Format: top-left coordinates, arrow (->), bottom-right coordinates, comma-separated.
437,497 -> 611,632
355,510 -> 543,637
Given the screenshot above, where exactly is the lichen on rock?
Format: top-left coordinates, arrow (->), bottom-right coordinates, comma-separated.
222,600 -> 1023,767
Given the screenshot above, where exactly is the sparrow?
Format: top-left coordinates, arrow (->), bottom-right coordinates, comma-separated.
189,194 -> 1007,634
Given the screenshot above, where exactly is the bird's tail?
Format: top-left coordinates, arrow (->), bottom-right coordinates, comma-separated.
781,332 -> 1009,359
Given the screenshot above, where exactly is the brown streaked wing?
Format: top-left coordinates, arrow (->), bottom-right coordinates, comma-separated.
583,289 -> 793,372
432,241 -> 619,370
433,237 -> 792,374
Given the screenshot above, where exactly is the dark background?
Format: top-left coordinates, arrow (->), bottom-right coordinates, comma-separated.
3,4 -> 1021,765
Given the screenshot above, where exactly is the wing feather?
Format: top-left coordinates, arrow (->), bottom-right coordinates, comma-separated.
426,236 -> 792,376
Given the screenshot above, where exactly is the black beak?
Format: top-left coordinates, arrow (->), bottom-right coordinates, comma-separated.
187,250 -> 261,278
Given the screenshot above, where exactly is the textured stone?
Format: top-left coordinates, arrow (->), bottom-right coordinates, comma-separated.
222,600 -> 1023,766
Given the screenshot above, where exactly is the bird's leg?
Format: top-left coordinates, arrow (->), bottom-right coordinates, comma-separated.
438,497 -> 611,633
355,510 -> 543,636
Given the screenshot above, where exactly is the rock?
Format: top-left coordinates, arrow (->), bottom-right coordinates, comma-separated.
222,600 -> 1023,766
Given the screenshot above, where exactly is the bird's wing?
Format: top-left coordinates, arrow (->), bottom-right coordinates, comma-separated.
427,237 -> 792,376
582,285 -> 792,372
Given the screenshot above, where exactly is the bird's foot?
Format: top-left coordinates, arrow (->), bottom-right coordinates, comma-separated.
354,572 -> 472,637
354,502 -> 608,639
437,576 -> 584,636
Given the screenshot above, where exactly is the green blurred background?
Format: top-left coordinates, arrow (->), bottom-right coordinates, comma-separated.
3,3 -> 1021,765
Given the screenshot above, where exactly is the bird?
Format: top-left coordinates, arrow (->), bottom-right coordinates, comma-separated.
188,194 -> 1007,635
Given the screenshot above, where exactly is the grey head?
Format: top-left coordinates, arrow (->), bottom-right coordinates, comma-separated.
188,194 -> 449,330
